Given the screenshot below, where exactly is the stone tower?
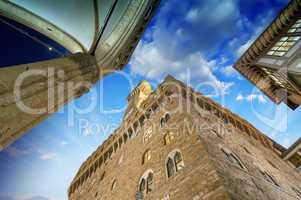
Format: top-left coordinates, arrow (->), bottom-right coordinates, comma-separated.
68,75 -> 301,200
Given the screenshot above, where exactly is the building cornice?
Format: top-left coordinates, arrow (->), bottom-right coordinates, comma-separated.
234,0 -> 301,109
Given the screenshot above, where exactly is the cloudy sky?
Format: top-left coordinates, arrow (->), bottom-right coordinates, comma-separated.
1,0 -> 301,200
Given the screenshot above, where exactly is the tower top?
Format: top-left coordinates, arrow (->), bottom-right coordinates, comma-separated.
127,80 -> 153,107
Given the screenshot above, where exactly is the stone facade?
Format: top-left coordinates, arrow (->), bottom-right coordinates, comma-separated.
68,75 -> 301,200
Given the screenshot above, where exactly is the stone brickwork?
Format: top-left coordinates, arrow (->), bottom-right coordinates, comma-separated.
69,75 -> 301,200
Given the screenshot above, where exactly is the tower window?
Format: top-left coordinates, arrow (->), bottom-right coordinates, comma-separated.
161,118 -> 166,127
142,150 -> 152,165
147,173 -> 154,193
165,113 -> 170,122
161,113 -> 171,127
166,150 -> 185,178
123,133 -> 128,143
118,137 -> 123,147
139,178 -> 146,192
139,115 -> 145,127
114,142 -> 118,152
128,128 -> 133,138
139,170 -> 154,195
134,121 -> 139,132
151,103 -> 158,112
167,158 -> 175,178
174,152 -> 184,171
145,109 -> 152,119
164,132 -> 175,145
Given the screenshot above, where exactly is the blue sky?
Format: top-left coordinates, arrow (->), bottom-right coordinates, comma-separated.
1,0 -> 301,200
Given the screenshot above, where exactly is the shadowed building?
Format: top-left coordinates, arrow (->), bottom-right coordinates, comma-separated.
0,0 -> 160,150
234,0 -> 301,110
69,76 -> 301,200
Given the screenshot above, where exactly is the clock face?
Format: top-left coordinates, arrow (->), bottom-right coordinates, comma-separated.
143,126 -> 153,143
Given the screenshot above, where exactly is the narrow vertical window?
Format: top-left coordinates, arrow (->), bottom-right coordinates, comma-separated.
174,152 -> 184,171
164,132 -> 175,145
142,150 -> 151,165
147,173 -> 154,193
145,109 -> 151,119
139,179 -> 146,192
123,133 -> 128,143
167,158 -> 175,178
160,118 -> 166,127
128,128 -> 133,138
165,113 -> 170,122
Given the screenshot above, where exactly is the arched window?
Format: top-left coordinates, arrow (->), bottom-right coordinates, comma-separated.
146,173 -> 154,193
145,109 -> 152,119
174,152 -> 184,171
166,150 -> 185,178
123,133 -> 128,143
139,178 -> 146,192
164,132 -> 175,145
165,113 -> 170,122
128,128 -> 133,139
222,148 -> 245,169
161,113 -> 171,127
139,170 -> 154,195
114,142 -> 118,152
139,115 -> 145,127
167,158 -> 175,178
160,118 -> 166,127
142,150 -> 152,165
118,137 -> 123,147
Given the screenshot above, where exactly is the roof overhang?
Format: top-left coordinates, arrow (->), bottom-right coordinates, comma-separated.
0,0 -> 87,53
282,138 -> 301,169
234,0 -> 301,110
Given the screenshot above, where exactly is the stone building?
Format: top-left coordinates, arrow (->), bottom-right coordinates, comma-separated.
68,76 -> 301,200
234,0 -> 301,110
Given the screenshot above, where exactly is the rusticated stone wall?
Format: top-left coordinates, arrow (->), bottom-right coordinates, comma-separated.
69,76 -> 301,200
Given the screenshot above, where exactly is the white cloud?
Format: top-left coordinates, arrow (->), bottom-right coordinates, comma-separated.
236,38 -> 255,57
130,0 -> 238,95
131,43 -> 233,94
237,93 -> 267,104
236,94 -> 244,101
40,152 -> 57,161
220,65 -> 239,78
